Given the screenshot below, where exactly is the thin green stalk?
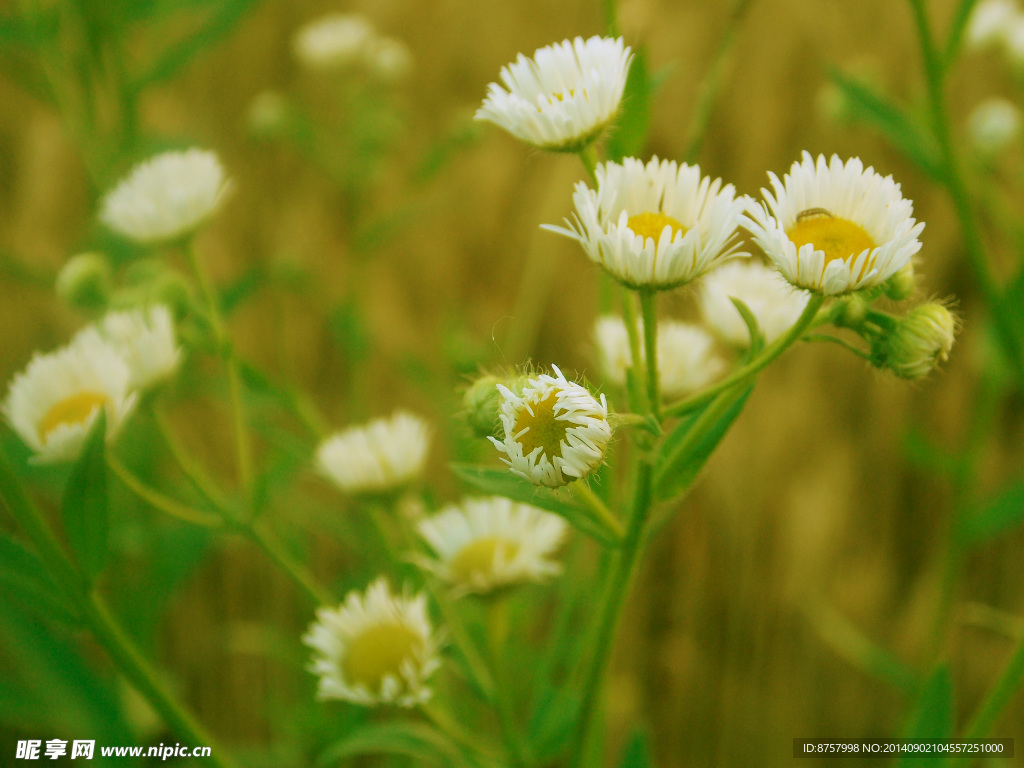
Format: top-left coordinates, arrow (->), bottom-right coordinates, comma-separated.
488,598 -> 532,768
578,145 -> 600,186
683,0 -> 757,162
665,294 -> 825,418
153,405 -> 234,513
622,289 -> 648,414
0,451 -> 238,768
433,588 -> 496,702
571,480 -> 625,540
949,636 -> 1024,768
186,241 -> 254,493
107,454 -> 222,528
243,521 -> 334,606
570,459 -> 654,768
603,0 -> 619,38
908,0 -> 1024,381
638,290 -> 661,422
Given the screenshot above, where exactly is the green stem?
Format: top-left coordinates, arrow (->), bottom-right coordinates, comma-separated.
152,405 -> 234,512
570,459 -> 654,768
949,636 -> 1024,768
107,455 -> 222,528
908,0 -> 1024,382
186,241 -> 254,493
0,451 -> 237,768
242,521 -> 334,606
683,0 -> 757,163
432,587 -> 496,702
571,480 -> 625,540
622,289 -> 648,415
578,145 -> 600,186
665,294 -> 825,418
639,290 -> 661,422
488,598 -> 531,767
603,0 -> 619,37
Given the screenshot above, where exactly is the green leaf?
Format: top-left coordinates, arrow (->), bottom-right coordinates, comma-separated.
653,384 -> 753,501
899,666 -> 952,768
728,297 -> 764,354
828,70 -> 941,181
61,412 -> 109,582
316,721 -> 470,768
607,48 -> 651,162
958,479 -> 1024,546
0,532 -> 80,627
451,464 -> 622,545
527,683 -> 580,761
619,726 -> 654,768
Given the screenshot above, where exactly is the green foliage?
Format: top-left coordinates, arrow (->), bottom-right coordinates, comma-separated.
316,720 -> 473,768
61,413 -> 108,583
958,479 -> 1024,546
899,666 -> 953,768
451,464 -> 622,545
0,532 -> 80,627
607,48 -> 651,163
619,727 -> 655,768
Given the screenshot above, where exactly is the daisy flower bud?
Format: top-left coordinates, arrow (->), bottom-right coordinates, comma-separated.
594,316 -> 726,397
303,578 -> 440,708
883,262 -> 917,301
417,497 -> 568,595
489,366 -> 611,488
99,149 -> 231,246
546,157 -> 746,290
697,259 -> 811,347
75,305 -> 181,391
475,36 -> 632,152
56,252 -> 112,310
315,411 -> 431,496
744,152 -> 924,295
872,302 -> 958,380
2,333 -> 137,464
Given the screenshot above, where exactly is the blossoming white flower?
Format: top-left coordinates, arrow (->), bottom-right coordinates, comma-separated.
2,333 -> 137,463
744,153 -> 924,295
303,578 -> 440,707
697,259 -> 811,346
293,13 -> 375,70
316,411 -> 430,495
546,157 -> 746,289
99,149 -> 231,245
75,305 -> 180,391
965,0 -> 1018,50
594,316 -> 726,397
968,98 -> 1022,155
489,365 -> 611,488
475,36 -> 632,152
417,497 -> 568,595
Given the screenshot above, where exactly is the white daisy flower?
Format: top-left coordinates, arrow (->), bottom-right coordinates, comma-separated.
545,157 -> 747,290
303,578 -> 440,708
99,149 -> 231,245
475,36 -> 632,152
594,316 -> 726,398
2,333 -> 137,464
316,411 -> 430,495
744,153 -> 924,295
697,259 -> 811,347
489,366 -> 611,488
75,305 -> 181,391
417,496 -> 568,595
293,13 -> 375,70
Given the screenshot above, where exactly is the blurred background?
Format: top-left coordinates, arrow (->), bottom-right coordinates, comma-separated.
1,0 -> 1022,765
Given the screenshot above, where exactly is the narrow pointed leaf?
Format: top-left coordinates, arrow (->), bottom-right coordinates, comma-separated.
0,532 -> 80,626
316,721 -> 471,768
729,296 -> 764,354
61,413 -> 109,582
607,47 -> 651,162
899,665 -> 952,768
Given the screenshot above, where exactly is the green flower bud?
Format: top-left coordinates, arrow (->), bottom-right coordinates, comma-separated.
872,302 -> 957,379
884,262 -> 916,301
56,252 -> 112,310
463,375 -> 502,439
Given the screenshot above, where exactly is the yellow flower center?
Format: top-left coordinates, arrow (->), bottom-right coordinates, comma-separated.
627,212 -> 687,243
514,390 -> 567,460
786,212 -> 876,268
37,392 -> 109,444
342,622 -> 424,691
450,537 -> 521,583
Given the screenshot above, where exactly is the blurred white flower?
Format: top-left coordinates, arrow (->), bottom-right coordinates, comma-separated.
594,316 -> 726,397
368,36 -> 413,82
417,496 -> 568,595
316,411 -> 430,495
303,578 -> 440,708
697,260 -> 811,346
293,13 -> 374,70
546,157 -> 746,290
744,153 -> 923,295
100,149 -> 230,245
966,0 -> 1018,50
490,365 -> 611,488
2,333 -> 137,463
76,305 -> 181,391
475,36 -> 632,152
968,98 -> 1021,155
